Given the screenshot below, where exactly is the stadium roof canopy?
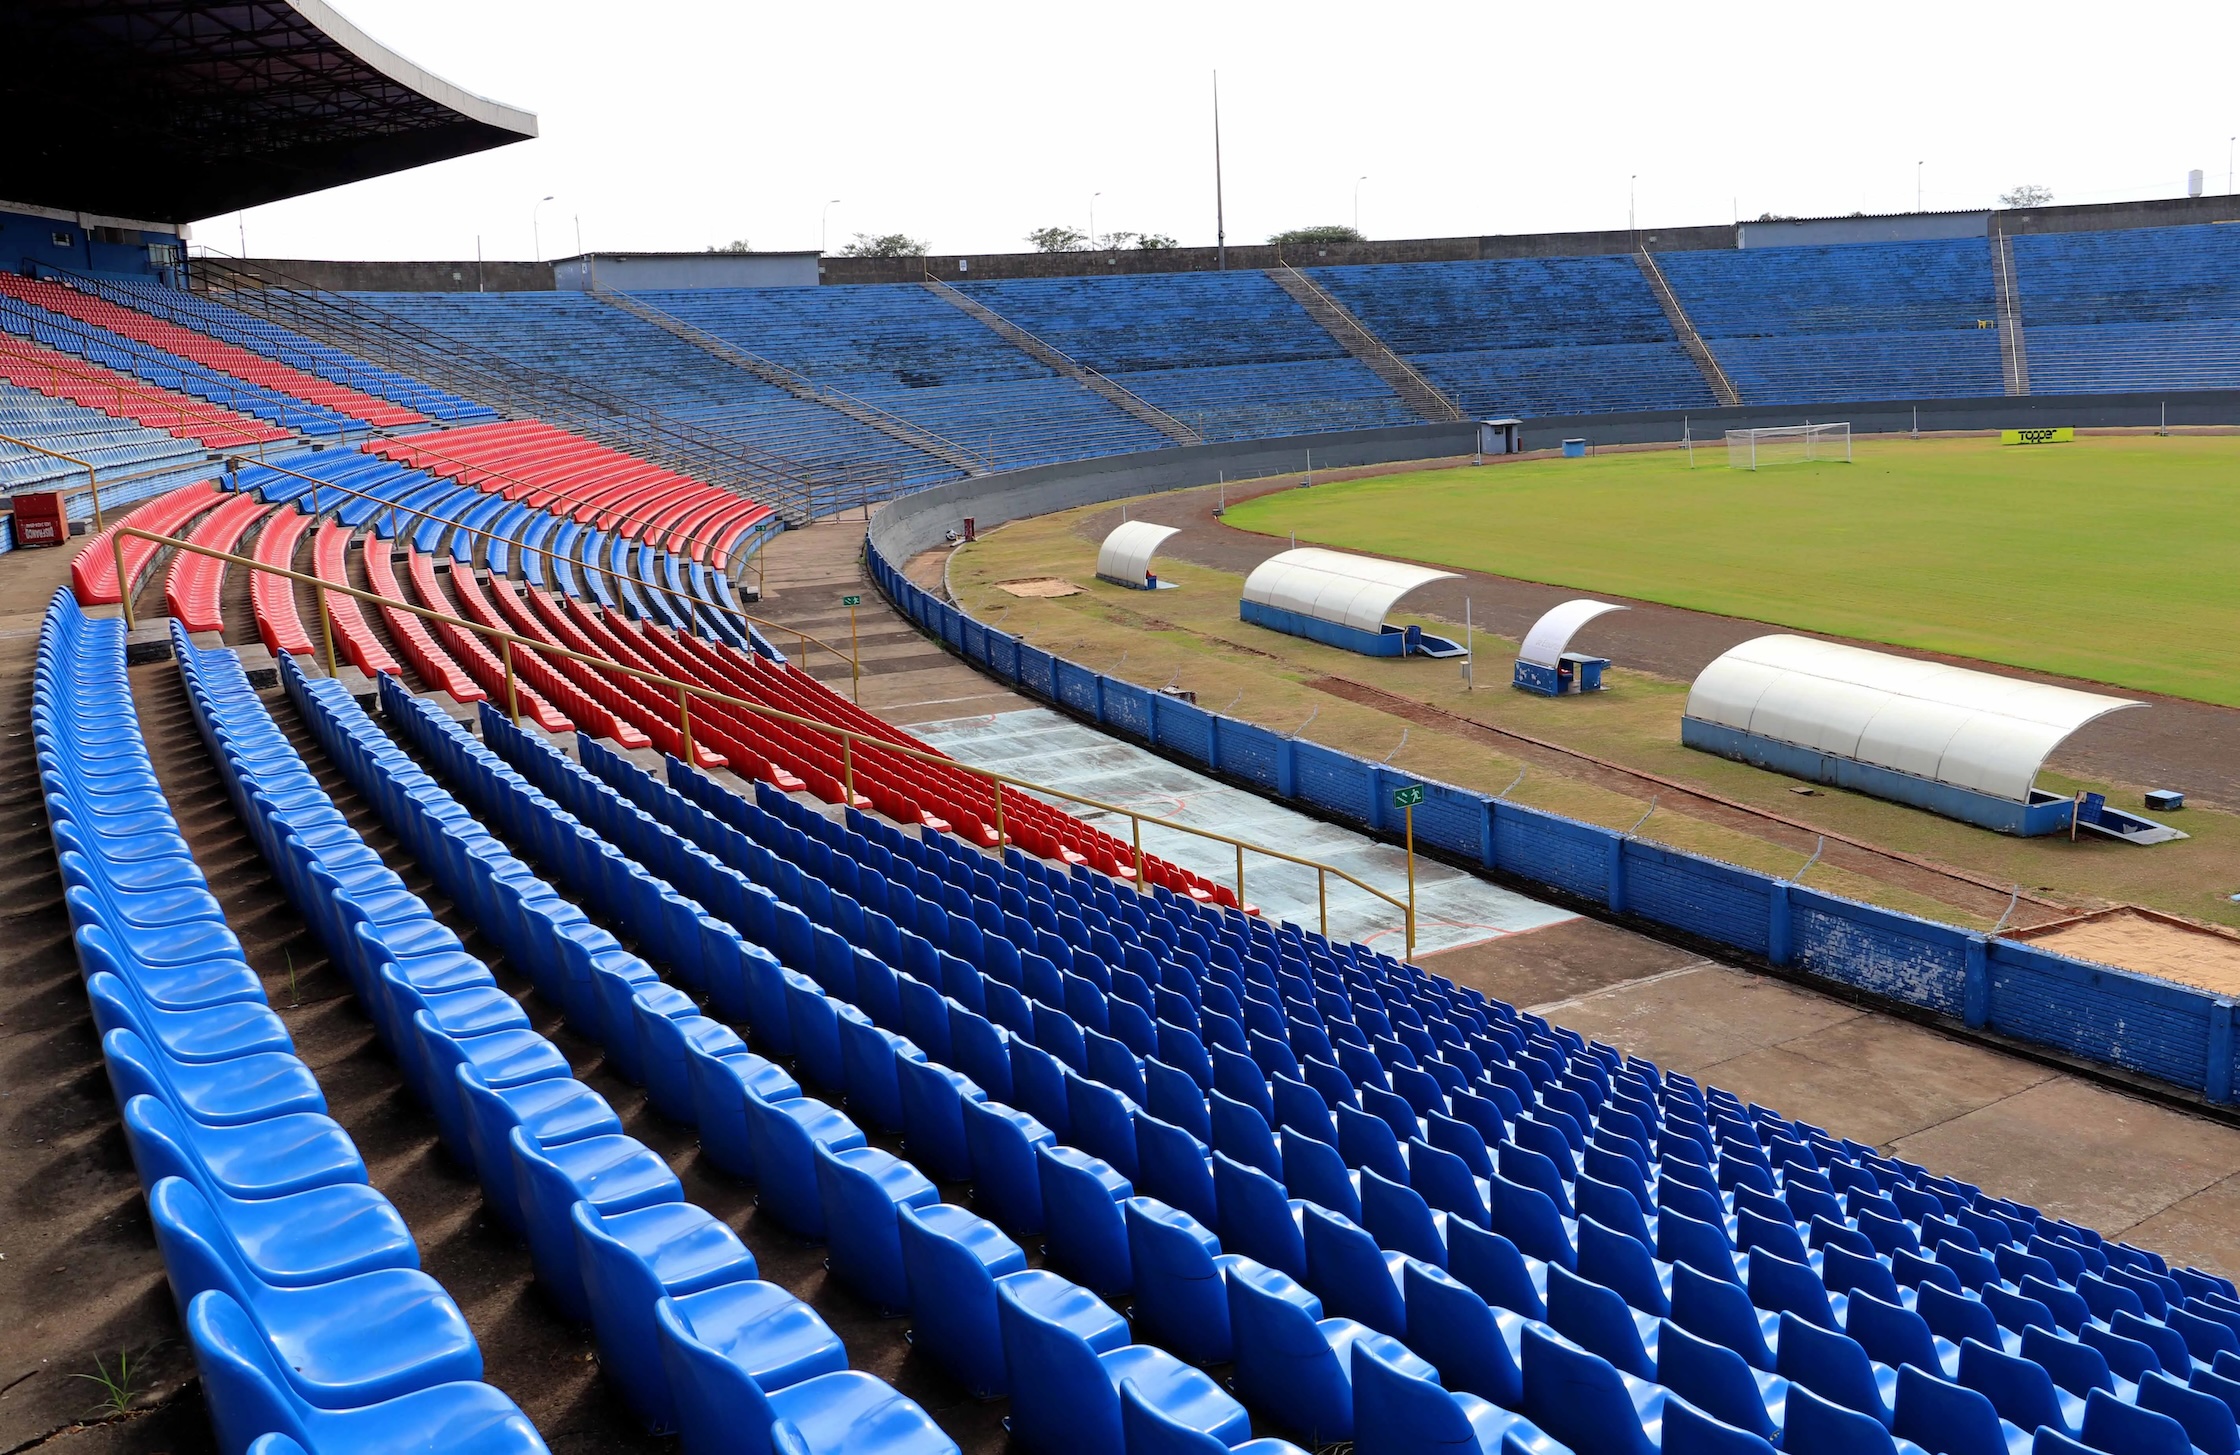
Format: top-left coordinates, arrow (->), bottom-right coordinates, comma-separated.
1095,521 -> 1180,584
0,0 -> 537,225
1684,634 -> 2136,804
1518,599 -> 1626,667
1242,548 -> 1458,636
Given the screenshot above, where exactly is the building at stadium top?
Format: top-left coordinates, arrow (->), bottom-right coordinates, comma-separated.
0,0 -> 535,278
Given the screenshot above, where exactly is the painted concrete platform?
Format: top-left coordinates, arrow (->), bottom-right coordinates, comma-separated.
913,706 -> 1575,957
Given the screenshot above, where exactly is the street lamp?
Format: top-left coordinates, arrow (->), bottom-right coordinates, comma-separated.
1091,192 -> 1102,249
821,199 -> 842,256
1916,161 -> 1923,212
531,195 -> 554,262
1630,174 -> 1637,233
1354,176 -> 1368,236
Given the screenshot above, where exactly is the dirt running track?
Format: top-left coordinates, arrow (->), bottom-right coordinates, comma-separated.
1069,470 -> 2240,810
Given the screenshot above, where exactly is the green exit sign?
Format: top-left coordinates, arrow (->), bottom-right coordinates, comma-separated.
840,595 -> 862,607
1392,784 -> 1425,809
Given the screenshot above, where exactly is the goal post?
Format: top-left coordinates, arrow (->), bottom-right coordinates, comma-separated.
1725,422 -> 1853,469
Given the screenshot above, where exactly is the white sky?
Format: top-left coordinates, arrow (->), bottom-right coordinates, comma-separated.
220,0 -> 2240,262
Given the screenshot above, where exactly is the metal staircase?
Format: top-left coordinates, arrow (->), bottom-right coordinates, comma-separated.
189,255 -> 846,523
1634,247 -> 1741,407
592,286 -> 993,475
918,274 -> 1202,445
1265,263 -> 1466,422
1990,227 -> 2032,395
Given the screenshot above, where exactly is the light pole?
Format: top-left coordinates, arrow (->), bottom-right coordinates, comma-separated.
2229,137 -> 2235,195
531,195 -> 554,262
1090,192 -> 1102,249
1354,176 -> 1368,236
820,199 -> 842,256
1915,162 -> 1923,212
1630,174 -> 1637,233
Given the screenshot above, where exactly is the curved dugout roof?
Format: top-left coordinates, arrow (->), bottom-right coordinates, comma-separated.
0,0 -> 538,223
1096,521 -> 1180,582
1519,599 -> 1627,667
1241,547 -> 1459,635
1685,634 -> 2138,803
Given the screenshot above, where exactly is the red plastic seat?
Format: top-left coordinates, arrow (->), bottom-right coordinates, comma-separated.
250,506 -> 315,656
72,480 -> 223,606
165,492 -> 272,633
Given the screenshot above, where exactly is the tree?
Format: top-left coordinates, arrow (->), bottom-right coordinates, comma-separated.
841,232 -> 929,257
1999,184 -> 2054,208
706,239 -> 753,253
1025,225 -> 1089,252
1133,232 -> 1178,249
1268,224 -> 1363,246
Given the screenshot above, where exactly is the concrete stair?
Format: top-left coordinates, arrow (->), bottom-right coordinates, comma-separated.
1265,264 -> 1466,422
918,276 -> 1202,444
1634,248 -> 1742,406
1991,228 -> 2032,395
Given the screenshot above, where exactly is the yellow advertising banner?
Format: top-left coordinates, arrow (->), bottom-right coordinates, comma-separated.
2001,427 -> 2075,445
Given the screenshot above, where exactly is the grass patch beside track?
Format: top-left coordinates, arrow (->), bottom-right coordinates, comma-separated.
1225,435 -> 2240,707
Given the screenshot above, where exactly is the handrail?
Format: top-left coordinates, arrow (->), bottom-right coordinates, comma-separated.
110,524 -> 1417,951
1270,262 -> 1466,423
0,431 -> 100,528
228,454 -> 861,696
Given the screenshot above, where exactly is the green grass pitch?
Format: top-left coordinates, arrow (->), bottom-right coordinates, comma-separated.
1223,435 -> 2240,707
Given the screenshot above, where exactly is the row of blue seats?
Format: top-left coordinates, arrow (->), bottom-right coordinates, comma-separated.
35,589 -> 542,1455
93,278 -> 498,422
237,645 -> 961,1455
392,685 -> 1572,1455
0,292 -> 359,435
0,379 -> 211,488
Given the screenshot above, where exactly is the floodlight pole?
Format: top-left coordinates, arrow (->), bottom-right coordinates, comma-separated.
1213,73 -> 1227,270
532,195 -> 554,262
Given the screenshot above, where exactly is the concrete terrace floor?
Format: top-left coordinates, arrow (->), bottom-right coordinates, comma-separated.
739,513 -> 2240,1279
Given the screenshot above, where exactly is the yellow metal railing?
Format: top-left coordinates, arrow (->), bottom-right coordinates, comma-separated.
111,525 -> 1420,953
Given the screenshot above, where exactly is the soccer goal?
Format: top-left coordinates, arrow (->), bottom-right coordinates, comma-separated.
1725,422 -> 1852,469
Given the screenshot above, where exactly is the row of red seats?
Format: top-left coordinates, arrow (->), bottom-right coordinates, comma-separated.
500,582 -> 723,770
402,549 -> 570,733
0,335 -> 286,452
71,480 -> 222,605
360,533 -> 482,705
368,421 -> 770,565
440,561 -> 645,748
250,506 -> 314,656
309,522 -> 401,677
0,275 -> 422,428
164,493 -> 272,633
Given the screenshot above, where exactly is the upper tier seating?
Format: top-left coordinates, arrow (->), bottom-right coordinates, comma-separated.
0,332 -> 289,451
958,272 -> 1417,440
0,274 -> 424,428
635,285 -> 1173,468
1654,241 -> 2005,403
346,291 -> 959,490
89,277 -> 498,423
1306,256 -> 1715,417
2014,224 -> 2240,394
1,380 -> 215,516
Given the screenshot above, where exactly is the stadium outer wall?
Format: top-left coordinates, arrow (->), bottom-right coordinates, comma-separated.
862,393 -> 2240,1116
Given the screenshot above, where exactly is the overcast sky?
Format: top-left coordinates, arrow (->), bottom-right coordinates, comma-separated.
220,0 -> 2240,262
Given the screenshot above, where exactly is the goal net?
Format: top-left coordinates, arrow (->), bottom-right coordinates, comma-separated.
1725,422 -> 1852,469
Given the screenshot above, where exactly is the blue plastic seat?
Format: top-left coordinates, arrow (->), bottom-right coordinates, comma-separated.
1351,1334 -> 1572,1455
102,1026 -> 327,1127
1136,1111 -> 1220,1228
1958,1337 -> 2080,1437
1303,1202 -> 1408,1336
897,1202 -> 1030,1397
1890,1364 -> 2028,1455
148,1178 -> 480,1410
684,1042 -> 800,1182
815,1145 -> 939,1313
2079,1386 -> 2196,1455
1402,1260 -> 1524,1407
2138,1371 -> 2237,1455
188,1291 -> 548,1455
1363,1166 -> 1449,1268
1517,1323 -> 1664,1455
1776,1312 -> 1893,1425
1658,1319 -> 1782,1440
508,1127 -> 682,1322
1226,1259 -> 1418,1445
1781,1383 -> 1909,1455
959,1097 -> 1053,1234
1071,1070 -> 1144,1178
999,1268 -> 1249,1455
121,1094 -> 367,1202
1449,1217 -> 1550,1319
741,1091 -> 865,1238
1582,1216 -> 1673,1316
1037,1144 -> 1134,1294
1674,1260 -> 1778,1370
1549,1262 -> 1659,1379
655,1295 -> 953,1455
894,1057 -> 983,1183
1216,1151 -> 1308,1281
1127,1197 -> 1246,1363
1282,1125 -> 1362,1220
1119,1381 -> 1313,1455
1847,1293 -> 1948,1381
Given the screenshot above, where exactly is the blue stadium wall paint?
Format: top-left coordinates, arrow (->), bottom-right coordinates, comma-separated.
862,446 -> 2240,1109
1681,717 -> 2080,836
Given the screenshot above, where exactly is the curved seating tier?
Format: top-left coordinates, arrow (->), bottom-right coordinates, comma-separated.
309,521 -> 402,678
250,505 -> 315,657
166,492 -> 274,634
34,591 -> 542,1455
360,530 -> 482,704
72,479 -> 223,604
0,333 -> 290,450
